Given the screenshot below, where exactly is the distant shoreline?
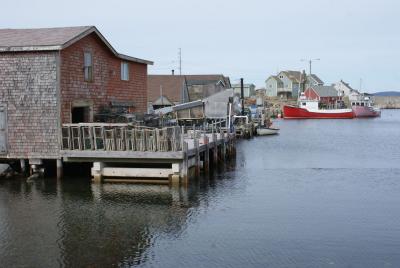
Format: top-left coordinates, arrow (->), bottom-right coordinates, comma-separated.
374,96 -> 400,109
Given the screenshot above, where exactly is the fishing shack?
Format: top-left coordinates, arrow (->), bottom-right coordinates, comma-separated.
0,26 -> 152,174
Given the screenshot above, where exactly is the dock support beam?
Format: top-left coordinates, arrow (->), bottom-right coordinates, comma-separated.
20,159 -> 27,174
212,133 -> 218,167
92,162 -> 104,183
204,135 -> 209,174
56,159 -> 63,179
194,138 -> 200,177
221,130 -> 226,161
181,142 -> 188,183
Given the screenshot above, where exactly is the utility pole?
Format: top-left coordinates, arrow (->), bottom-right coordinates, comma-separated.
301,58 -> 320,75
178,48 -> 182,75
240,78 -> 244,116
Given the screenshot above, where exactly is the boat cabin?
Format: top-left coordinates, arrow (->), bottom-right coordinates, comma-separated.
298,93 -> 319,110
351,96 -> 374,107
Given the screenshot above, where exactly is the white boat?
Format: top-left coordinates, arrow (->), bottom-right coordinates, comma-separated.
257,127 -> 279,136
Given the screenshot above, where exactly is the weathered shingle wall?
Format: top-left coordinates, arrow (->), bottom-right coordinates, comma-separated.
0,51 -> 59,159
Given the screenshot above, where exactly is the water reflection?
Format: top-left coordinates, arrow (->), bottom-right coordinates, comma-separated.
0,159 -> 239,268
3,111 -> 400,268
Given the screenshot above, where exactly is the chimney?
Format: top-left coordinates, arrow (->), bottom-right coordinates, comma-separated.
172,69 -> 175,75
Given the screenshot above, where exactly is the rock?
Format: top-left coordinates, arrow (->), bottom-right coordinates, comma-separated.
0,164 -> 12,179
27,173 -> 40,182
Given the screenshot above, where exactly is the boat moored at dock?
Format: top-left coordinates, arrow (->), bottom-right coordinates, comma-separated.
351,96 -> 381,118
256,127 -> 279,136
283,95 -> 354,119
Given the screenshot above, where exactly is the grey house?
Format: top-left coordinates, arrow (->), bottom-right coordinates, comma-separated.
265,76 -> 283,97
265,71 -> 305,99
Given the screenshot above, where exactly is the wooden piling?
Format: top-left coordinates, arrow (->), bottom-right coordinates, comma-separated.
221,130 -> 226,161
194,138 -> 200,177
181,142 -> 189,183
204,134 -> 210,174
56,159 -> 63,179
20,159 -> 26,174
213,133 -> 218,167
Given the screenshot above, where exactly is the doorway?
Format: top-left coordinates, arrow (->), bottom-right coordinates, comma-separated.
71,106 -> 90,123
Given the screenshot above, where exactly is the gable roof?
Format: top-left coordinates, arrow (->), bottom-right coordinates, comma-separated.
147,74 -> 230,103
266,75 -> 283,84
310,85 -> 338,97
308,74 -> 324,85
185,75 -> 231,88
148,75 -> 185,103
339,80 -> 354,90
0,26 -> 152,65
152,95 -> 174,106
281,70 -> 305,83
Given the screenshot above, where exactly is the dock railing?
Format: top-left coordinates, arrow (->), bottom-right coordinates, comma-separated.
61,123 -> 183,152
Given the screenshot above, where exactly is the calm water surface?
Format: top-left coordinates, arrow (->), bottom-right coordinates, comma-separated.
1,110 -> 400,267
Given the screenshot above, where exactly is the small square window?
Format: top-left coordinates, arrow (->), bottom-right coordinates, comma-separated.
121,62 -> 129,81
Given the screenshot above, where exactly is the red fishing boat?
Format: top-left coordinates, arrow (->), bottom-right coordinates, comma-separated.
283,95 -> 354,119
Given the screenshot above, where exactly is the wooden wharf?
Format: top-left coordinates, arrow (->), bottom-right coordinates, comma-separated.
60,123 -> 236,184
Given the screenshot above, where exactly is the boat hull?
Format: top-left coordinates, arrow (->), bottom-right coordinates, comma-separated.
257,127 -> 279,136
283,105 -> 354,119
352,106 -> 381,118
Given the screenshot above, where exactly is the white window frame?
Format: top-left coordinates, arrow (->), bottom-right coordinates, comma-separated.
121,62 -> 129,81
84,52 -> 93,82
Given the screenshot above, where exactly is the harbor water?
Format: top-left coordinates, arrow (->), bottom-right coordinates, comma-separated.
1,110 -> 400,267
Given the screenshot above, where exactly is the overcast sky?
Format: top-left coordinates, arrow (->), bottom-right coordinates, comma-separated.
1,0 -> 399,92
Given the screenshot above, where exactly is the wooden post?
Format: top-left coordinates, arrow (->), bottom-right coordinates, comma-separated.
92,162 -> 104,183
220,129 -> 226,161
56,159 -> 63,179
181,126 -> 185,151
204,135 -> 209,174
228,134 -> 234,159
222,138 -> 226,161
194,138 -> 200,177
213,133 -> 218,167
181,142 -> 189,183
20,159 -> 27,174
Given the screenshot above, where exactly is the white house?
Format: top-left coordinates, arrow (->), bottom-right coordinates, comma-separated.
333,80 -> 358,97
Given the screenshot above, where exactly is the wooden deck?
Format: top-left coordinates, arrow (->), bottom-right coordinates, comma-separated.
60,124 -> 236,184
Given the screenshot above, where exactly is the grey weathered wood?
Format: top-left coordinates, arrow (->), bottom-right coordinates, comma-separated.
194,138 -> 200,176
203,134 -> 209,174
56,159 -> 63,179
61,150 -> 184,160
181,141 -> 188,182
213,142 -> 218,167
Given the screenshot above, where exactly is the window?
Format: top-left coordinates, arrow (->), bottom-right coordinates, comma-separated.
84,52 -> 93,82
121,62 -> 129,81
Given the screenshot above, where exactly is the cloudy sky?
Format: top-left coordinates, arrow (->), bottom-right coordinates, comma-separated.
1,0 -> 399,92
